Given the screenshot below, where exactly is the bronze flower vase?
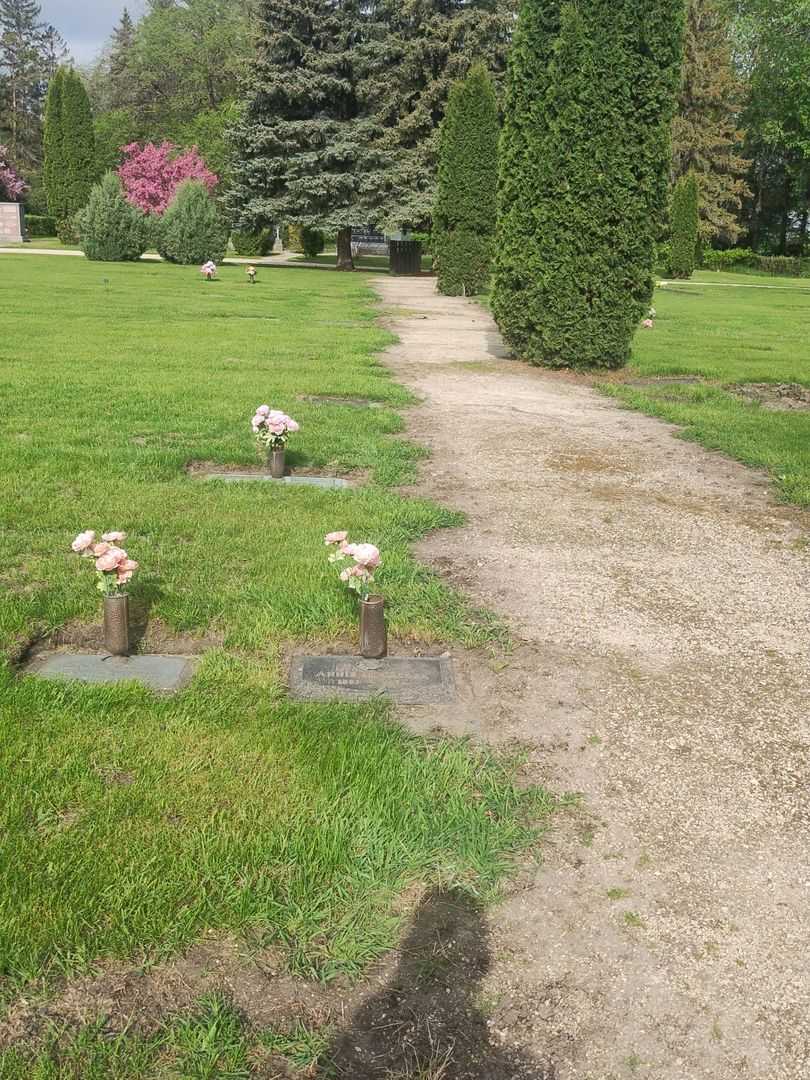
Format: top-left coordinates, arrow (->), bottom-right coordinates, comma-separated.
360,594 -> 387,659
267,447 -> 286,478
103,594 -> 130,656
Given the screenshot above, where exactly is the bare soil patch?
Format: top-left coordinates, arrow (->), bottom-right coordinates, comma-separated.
729,381 -> 810,411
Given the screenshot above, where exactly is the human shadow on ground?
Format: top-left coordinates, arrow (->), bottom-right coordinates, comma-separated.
323,888 -> 555,1079
127,574 -> 163,651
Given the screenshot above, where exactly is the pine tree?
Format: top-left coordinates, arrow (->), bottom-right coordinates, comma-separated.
672,0 -> 750,244
0,0 -> 46,166
227,0 -> 372,270
669,171 -> 699,277
492,0 -> 685,370
107,9 -> 138,111
43,66 -> 96,231
433,64 -> 499,296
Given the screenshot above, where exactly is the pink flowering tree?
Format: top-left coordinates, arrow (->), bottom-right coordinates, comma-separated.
0,146 -> 26,201
117,142 -> 218,215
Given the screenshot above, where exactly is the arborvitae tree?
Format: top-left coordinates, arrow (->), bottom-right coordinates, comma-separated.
433,63 -> 499,296
43,66 -> 96,230
672,0 -> 749,244
157,178 -> 229,264
669,171 -> 699,277
227,0 -> 372,269
76,170 -> 149,261
493,1 -> 685,370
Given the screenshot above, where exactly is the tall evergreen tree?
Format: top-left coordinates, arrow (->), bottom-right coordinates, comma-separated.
43,66 -> 96,229
493,0 -> 685,370
672,0 -> 749,244
0,0 -> 46,165
107,9 -> 138,111
433,63 -> 499,296
669,170 -> 699,276
227,0 -> 372,269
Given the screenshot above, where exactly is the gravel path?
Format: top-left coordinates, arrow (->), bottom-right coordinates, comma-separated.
375,275 -> 810,1080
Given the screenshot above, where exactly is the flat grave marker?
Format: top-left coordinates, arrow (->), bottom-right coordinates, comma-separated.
203,472 -> 349,488
289,655 -> 456,704
26,653 -> 198,694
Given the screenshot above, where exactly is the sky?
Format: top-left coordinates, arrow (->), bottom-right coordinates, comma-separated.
40,0 -> 147,65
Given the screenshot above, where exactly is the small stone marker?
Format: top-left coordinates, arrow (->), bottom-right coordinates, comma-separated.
289,655 -> 456,704
26,653 -> 198,693
203,472 -> 349,489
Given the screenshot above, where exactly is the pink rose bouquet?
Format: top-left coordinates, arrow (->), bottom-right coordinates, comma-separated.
71,529 -> 139,595
252,404 -> 300,450
201,260 -> 217,280
325,532 -> 381,600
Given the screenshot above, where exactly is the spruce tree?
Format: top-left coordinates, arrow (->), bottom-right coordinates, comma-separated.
157,178 -> 229,264
361,0 -> 514,228
672,0 -> 750,244
227,0 -> 370,270
493,1 -> 685,370
669,171 -> 699,278
433,64 -> 499,296
43,66 -> 96,231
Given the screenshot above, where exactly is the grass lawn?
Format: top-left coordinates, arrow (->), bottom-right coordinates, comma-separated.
606,270 -> 810,506
0,237 -> 80,250
0,255 -> 551,1072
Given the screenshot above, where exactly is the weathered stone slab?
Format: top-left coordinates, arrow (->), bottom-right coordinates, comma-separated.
0,201 -> 24,242
203,472 -> 349,489
26,652 -> 198,693
289,655 -> 456,704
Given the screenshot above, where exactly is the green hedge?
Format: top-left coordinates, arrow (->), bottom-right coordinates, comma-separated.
25,214 -> 56,237
700,248 -> 809,276
231,228 -> 274,256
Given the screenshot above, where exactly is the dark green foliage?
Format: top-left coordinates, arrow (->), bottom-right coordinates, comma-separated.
76,171 -> 149,261
43,67 -> 97,227
24,212 -> 55,236
226,0 -> 369,258
669,171 -> 699,278
156,179 -> 229,265
231,228 -> 274,256
361,0 -> 515,228
301,227 -> 325,259
434,64 -> 499,296
493,0 -> 686,370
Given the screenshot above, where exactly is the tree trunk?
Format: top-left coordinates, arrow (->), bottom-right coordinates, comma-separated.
800,208 -> 809,258
336,227 -> 354,271
779,174 -> 791,255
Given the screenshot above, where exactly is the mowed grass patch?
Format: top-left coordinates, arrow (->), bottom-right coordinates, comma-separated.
604,271 -> 810,506
0,256 -> 546,1008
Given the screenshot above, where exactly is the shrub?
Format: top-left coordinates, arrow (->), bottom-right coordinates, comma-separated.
434,64 -> 499,296
76,172 -> 149,261
492,1 -> 685,369
301,227 -> 325,258
669,172 -> 699,279
286,224 -> 303,252
701,247 -> 755,271
755,254 -> 803,276
231,228 -> 274,256
24,214 -> 56,237
156,180 -> 229,265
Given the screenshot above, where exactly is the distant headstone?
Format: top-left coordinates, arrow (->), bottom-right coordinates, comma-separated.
0,202 -> 25,243
289,655 -> 456,704
26,652 -> 198,693
351,226 -> 388,256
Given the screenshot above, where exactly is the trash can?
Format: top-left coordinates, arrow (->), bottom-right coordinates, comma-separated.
389,240 -> 423,276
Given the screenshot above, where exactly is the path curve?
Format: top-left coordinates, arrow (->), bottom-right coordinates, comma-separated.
374,275 -> 810,1080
